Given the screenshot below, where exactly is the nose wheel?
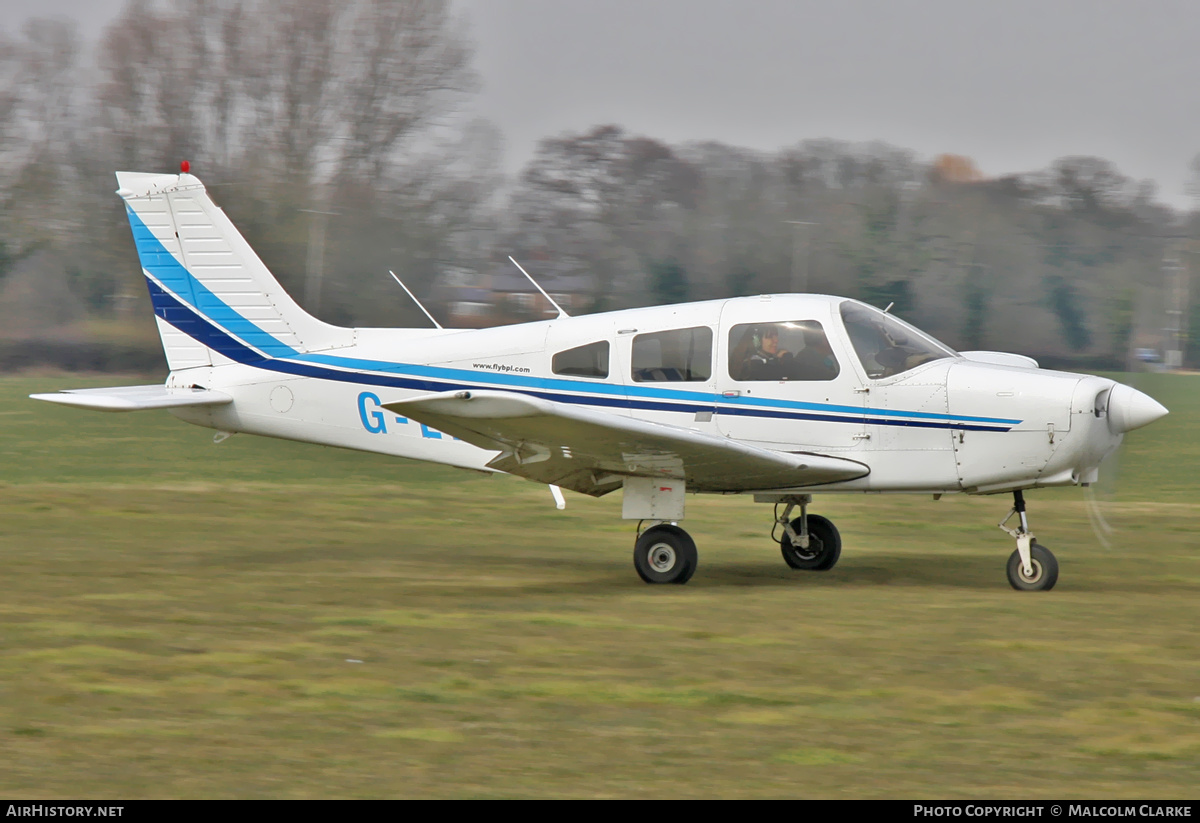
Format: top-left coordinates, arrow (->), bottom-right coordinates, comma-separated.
1006,542 -> 1058,591
999,490 -> 1058,591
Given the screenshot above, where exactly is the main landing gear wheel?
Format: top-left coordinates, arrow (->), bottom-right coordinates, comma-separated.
1006,542 -> 1058,591
780,514 -> 842,571
634,525 -> 698,585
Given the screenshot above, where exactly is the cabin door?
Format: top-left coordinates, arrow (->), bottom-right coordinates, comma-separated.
713,300 -> 868,453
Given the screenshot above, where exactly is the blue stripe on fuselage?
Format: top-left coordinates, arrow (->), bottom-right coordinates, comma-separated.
290,351 -> 1018,426
142,278 -> 1014,433
130,207 -> 1023,429
129,210 -> 1021,429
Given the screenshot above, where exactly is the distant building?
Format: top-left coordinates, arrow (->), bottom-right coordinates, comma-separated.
434,261 -> 591,328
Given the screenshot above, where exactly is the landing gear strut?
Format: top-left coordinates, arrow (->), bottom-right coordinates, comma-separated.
999,490 -> 1058,591
774,495 -> 842,571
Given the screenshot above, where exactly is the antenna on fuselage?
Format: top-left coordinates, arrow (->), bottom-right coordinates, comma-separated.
388,270 -> 443,329
508,256 -> 569,319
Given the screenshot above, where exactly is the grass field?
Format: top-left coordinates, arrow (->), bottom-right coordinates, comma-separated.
1,373 -> 1197,798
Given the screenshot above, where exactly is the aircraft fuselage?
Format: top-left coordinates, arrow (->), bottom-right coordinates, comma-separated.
167,293 -> 1137,498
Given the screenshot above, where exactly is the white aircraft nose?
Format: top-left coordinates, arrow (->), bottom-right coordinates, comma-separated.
1107,384 -> 1168,434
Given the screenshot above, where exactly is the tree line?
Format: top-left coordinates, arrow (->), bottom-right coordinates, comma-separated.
1,0 -> 1198,369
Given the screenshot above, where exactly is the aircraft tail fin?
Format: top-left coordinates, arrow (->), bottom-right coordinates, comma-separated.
116,171 -> 352,371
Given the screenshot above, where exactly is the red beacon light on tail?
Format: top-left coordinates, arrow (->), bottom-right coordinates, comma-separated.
180,160 -> 190,174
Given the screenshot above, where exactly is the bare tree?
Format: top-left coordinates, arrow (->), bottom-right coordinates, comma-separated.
0,30 -> 22,167
95,0 -> 255,174
511,125 -> 700,307
244,0 -> 345,178
336,0 -> 476,182
0,16 -> 81,178
0,18 -> 84,250
1187,153 -> 1200,211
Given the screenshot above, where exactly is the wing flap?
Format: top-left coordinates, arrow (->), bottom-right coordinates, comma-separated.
384,390 -> 868,496
30,385 -> 233,412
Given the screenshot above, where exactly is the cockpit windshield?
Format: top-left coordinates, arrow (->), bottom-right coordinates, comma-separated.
838,301 -> 957,379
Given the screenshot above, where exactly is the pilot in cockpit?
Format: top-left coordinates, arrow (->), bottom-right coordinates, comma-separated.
742,325 -> 792,381
739,322 -> 839,381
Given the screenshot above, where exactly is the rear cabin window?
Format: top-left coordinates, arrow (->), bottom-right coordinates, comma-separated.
728,320 -> 840,382
552,340 -> 610,378
631,327 -> 713,382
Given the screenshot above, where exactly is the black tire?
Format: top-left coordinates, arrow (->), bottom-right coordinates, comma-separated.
634,525 -> 698,584
780,514 -> 841,571
1006,542 -> 1058,591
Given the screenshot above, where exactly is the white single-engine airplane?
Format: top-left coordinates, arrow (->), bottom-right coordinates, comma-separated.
32,170 -> 1170,590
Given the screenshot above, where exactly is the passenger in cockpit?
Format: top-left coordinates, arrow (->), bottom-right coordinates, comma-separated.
791,325 -> 839,380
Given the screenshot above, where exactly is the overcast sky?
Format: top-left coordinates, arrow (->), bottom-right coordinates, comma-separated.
5,0 -> 1199,208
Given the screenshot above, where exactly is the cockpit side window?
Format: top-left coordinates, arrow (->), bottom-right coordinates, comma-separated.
839,302 -> 956,379
553,340 -> 609,378
728,321 -> 840,382
631,327 -> 713,382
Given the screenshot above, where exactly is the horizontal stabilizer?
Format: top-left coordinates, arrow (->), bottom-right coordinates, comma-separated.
30,385 -> 232,413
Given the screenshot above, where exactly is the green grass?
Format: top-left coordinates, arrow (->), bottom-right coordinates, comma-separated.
1,373 -> 1197,798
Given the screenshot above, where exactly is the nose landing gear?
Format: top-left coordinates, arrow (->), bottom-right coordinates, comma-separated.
999,490 -> 1058,591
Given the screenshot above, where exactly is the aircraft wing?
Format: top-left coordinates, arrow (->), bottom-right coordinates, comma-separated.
30,385 -> 233,412
384,390 -> 869,497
